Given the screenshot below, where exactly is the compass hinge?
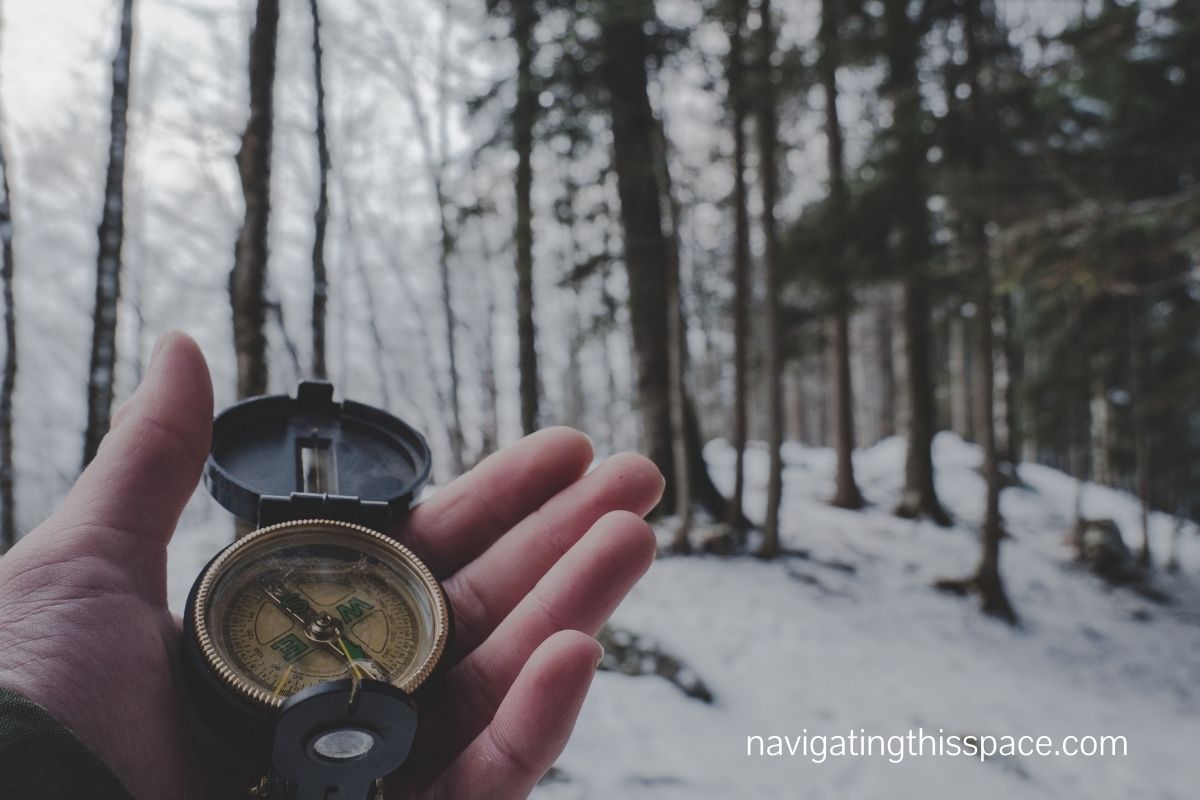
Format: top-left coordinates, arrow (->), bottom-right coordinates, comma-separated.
258,493 -> 392,530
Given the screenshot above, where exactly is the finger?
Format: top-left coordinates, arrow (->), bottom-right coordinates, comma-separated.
404,427 -> 593,576
420,630 -> 601,800
42,331 -> 213,603
442,452 -> 662,657
438,511 -> 654,752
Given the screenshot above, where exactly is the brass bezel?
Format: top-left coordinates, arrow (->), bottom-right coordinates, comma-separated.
190,518 -> 449,712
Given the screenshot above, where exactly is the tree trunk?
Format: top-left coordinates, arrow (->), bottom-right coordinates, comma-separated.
665,197 -> 692,552
877,288 -> 897,439
599,7 -> 670,498
821,0 -> 865,510
1089,375 -> 1112,485
599,0 -> 724,521
948,312 -> 975,442
758,0 -> 784,558
726,0 -> 751,528
885,0 -> 949,525
514,0 -> 540,436
0,89 -> 16,551
437,192 -> 464,471
309,0 -> 330,380
82,0 -> 135,466
937,0 -> 1015,623
998,292 -> 1022,465
1129,302 -> 1152,568
972,242 -> 1013,621
231,0 -> 279,399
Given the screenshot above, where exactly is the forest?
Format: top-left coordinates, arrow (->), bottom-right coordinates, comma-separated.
6,0 -> 1197,610
1,0 -> 1198,797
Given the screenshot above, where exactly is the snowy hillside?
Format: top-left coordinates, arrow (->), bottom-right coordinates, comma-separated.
166,434 -> 1200,799
538,434 -> 1200,800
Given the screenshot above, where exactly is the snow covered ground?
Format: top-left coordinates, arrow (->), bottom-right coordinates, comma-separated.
167,434 -> 1200,799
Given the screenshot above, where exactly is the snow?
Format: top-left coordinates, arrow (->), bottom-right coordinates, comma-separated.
541,434 -> 1200,799
167,433 -> 1200,798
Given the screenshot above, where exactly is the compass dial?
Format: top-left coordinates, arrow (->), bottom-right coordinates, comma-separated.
189,519 -> 449,712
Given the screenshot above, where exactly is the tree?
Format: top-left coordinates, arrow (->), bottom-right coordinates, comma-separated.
881,0 -> 950,525
82,0 -> 135,466
757,0 -> 785,558
820,0 -> 865,511
309,0 -> 330,379
1010,0 -> 1200,553
513,0 -> 541,435
0,3 -> 16,551
935,0 -> 1016,623
230,0 -> 279,399
725,0 -> 752,528
598,0 -> 727,521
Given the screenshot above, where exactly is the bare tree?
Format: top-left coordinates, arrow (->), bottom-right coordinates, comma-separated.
820,0 -> 865,510
726,0 -> 751,528
758,0 -> 785,558
231,0 -> 279,399
82,0 -> 135,466
513,0 -> 540,435
884,0 -> 950,525
1130,301 -> 1152,568
936,0 -> 1015,623
0,5 -> 17,550
309,0 -> 331,379
664,180 -> 692,551
360,0 -> 465,469
598,0 -> 726,520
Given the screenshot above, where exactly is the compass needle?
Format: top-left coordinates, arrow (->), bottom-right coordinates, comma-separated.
337,636 -> 364,680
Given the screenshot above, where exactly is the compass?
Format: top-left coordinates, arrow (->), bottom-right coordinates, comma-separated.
182,381 -> 449,799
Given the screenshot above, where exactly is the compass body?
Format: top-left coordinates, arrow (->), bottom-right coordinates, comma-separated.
181,382 -> 445,798
187,519 -> 448,714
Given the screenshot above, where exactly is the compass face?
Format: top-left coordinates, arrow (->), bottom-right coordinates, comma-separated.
190,520 -> 449,711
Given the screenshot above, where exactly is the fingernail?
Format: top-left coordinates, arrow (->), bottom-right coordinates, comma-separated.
594,641 -> 605,669
149,332 -> 172,367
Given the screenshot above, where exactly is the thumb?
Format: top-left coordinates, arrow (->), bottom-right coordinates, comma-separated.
42,331 -> 213,605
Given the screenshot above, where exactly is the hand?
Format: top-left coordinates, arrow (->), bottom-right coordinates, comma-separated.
0,332 -> 663,799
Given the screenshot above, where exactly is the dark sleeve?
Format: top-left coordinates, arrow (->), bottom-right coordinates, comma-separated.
0,687 -> 134,800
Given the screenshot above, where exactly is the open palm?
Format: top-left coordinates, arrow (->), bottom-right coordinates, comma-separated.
0,333 -> 663,799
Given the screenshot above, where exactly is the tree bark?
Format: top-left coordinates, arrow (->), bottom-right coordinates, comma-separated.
758,0 -> 784,558
948,312 -> 975,442
599,0 -> 725,520
514,0 -> 540,435
884,0 -> 950,525
1089,375 -> 1112,485
936,0 -> 1015,623
972,232 -> 1014,621
998,292 -> 1022,465
82,0 -> 135,466
877,287 -> 897,439
1129,300 -> 1152,568
231,0 -> 279,399
821,0 -> 865,510
726,0 -> 751,528
436,191 -> 464,472
309,0 -> 330,380
0,75 -> 16,550
665,191 -> 692,552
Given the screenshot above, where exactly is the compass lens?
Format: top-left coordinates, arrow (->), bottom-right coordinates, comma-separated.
311,728 -> 377,762
192,521 -> 449,710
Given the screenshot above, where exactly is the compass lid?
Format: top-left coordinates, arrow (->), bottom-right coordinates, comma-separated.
204,381 -> 432,530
